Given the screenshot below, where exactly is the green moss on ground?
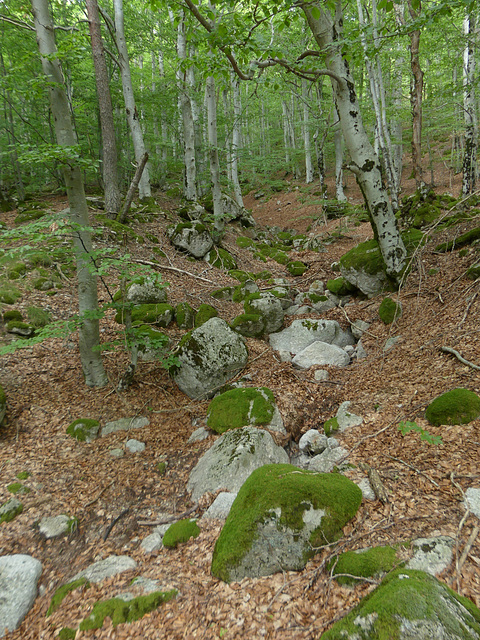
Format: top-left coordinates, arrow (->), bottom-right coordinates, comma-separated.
327,277 -> 356,296
205,246 -> 237,270
236,236 -> 255,249
194,304 -> 218,327
79,590 -> 177,630
378,297 -> 402,324
27,306 -> 50,328
162,519 -> 200,548
7,482 -> 30,495
330,545 -> 401,585
425,388 -> 480,426
323,417 -> 339,436
47,578 -> 89,616
0,282 -> 21,304
16,471 -> 30,481
286,261 -> 307,276
58,628 -> 76,640
206,387 -> 275,433
66,419 -> 100,442
211,464 -> 362,583
467,263 -> 480,280
322,568 -> 480,639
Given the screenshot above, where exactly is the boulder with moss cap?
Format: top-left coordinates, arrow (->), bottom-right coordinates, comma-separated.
167,220 -> 213,258
243,292 -> 284,334
211,464 -> 362,582
206,387 -> 277,434
425,388 -> 480,426
322,568 -> 480,639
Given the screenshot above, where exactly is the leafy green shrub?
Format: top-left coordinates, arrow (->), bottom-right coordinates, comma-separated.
398,420 -> 442,445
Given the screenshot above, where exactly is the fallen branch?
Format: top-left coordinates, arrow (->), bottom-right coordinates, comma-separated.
440,346 -> 480,371
137,505 -> 198,526
358,462 -> 389,503
134,259 -> 214,284
458,525 -> 480,573
103,508 -> 130,541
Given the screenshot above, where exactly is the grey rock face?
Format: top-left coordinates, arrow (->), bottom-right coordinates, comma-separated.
340,265 -> 388,297
292,342 -> 350,369
126,280 -> 167,304
173,318 -> 248,399
126,439 -> 146,453
202,492 -> 237,520
245,292 -> 284,334
38,515 -> 73,539
187,427 -> 289,501
407,536 -> 454,576
465,487 -> 480,517
101,416 -> 149,437
298,429 -> 328,455
73,555 -> 137,584
0,554 -> 42,637
308,444 -> 349,473
336,401 -> 363,431
168,220 -> 214,258
269,319 -> 354,363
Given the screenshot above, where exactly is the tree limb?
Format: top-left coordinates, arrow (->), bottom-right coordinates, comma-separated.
440,346 -> 480,371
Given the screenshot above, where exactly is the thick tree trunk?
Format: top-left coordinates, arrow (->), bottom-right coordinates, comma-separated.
462,12 -> 478,196
31,0 -> 107,387
113,0 -> 151,200
302,1 -> 406,279
85,0 -> 121,217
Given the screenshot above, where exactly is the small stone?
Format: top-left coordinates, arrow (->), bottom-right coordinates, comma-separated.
358,478 -> 376,501
465,487 -> 480,518
101,416 -> 149,437
38,515 -> 73,539
298,429 -> 328,455
314,369 -> 329,381
110,448 -> 124,458
126,439 -> 145,453
383,336 -> 401,352
202,493 -> 237,520
336,401 -> 363,431
73,555 -> 137,584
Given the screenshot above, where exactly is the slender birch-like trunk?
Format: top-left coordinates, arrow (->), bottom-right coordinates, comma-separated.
31,0 -> 107,387
302,79 -> 314,183
206,75 -> 224,237
462,11 -> 478,195
302,1 -> 406,279
113,0 -> 151,199
334,108 -> 346,202
85,0 -> 121,217
231,76 -> 244,206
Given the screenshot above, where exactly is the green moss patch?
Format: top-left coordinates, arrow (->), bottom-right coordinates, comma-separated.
0,282 -> 21,304
27,306 -> 51,328
66,418 -> 100,443
378,297 -> 402,324
3,309 -> 22,322
236,236 -> 255,249
79,590 -> 177,630
47,577 -> 90,616
0,497 -> 23,524
205,246 -> 237,270
327,277 -> 356,296
286,260 -> 308,276
425,388 -> 480,426
207,387 -> 275,433
435,226 -> 480,253
323,417 -> 339,436
322,568 -> 480,639
231,313 -> 265,337
162,519 -> 200,548
330,545 -> 400,585
7,482 -> 30,495
16,471 -> 30,481
115,303 -> 174,328
210,286 -> 235,301
175,302 -> 195,330
211,464 -> 362,582
194,304 -> 218,328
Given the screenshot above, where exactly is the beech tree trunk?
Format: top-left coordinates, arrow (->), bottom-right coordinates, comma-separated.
462,12 -> 478,196
31,0 -> 107,387
113,0 -> 151,200
302,79 -> 314,183
206,75 -> 224,237
85,0 -> 121,217
302,1 -> 406,279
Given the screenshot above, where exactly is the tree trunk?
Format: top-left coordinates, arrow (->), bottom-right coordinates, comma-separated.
85,0 -> 122,217
231,76 -> 244,206
462,11 -> 478,196
112,0 -> 151,200
334,109 -> 347,202
302,1 -> 406,279
406,0 -> 424,190
31,0 -> 107,387
206,75 -> 224,238
302,79 -> 314,183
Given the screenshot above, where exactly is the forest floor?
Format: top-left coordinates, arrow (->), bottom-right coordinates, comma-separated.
1,162 -> 480,639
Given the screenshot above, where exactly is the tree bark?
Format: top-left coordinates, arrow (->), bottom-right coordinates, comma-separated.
206,74 -> 224,238
31,0 -> 107,387
302,0 -> 406,279
462,11 -> 478,196
85,0 -> 122,217
302,78 -> 314,183
112,0 -> 151,200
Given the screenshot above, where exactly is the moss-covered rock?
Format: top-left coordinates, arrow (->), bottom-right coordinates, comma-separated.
232,280 -> 259,302
167,220 -> 213,258
7,482 -> 30,495
435,226 -> 480,253
211,464 -> 362,582
243,292 -> 284,334
0,281 -> 21,303
206,387 -> 276,434
66,418 -> 100,443
327,277 -> 357,296
96,215 -> 144,244
162,519 -> 200,548
115,303 -> 174,328
6,321 -> 35,337
231,313 -> 265,337
256,244 -> 290,265
236,236 -> 256,249
286,260 -> 308,276
467,262 -> 480,280
204,246 -> 237,270
323,417 -> 339,436
425,388 -> 480,426
33,277 -> 56,291
194,304 -> 218,328
330,545 -> 401,585
3,309 -> 23,322
134,325 -> 170,361
15,210 -> 46,224
210,286 -> 235,301
378,297 -> 403,324
322,568 -> 480,639
79,590 -> 177,630
0,497 -> 23,524
175,302 -> 195,330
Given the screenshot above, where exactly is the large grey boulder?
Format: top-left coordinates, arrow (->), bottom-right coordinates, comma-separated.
407,536 -> 454,576
0,554 -> 42,636
292,342 -> 350,369
173,318 -> 248,399
221,194 -> 255,227
211,464 -> 362,582
126,279 -> 167,304
269,319 -> 354,361
167,220 -> 213,258
187,427 -> 289,501
322,568 -> 480,639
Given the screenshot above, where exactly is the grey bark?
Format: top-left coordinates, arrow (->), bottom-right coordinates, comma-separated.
31,0 -> 107,387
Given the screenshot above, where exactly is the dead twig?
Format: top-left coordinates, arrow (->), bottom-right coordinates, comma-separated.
134,259 -> 214,284
459,291 -> 478,327
440,346 -> 480,371
387,455 -> 439,488
458,525 -> 480,573
103,508 -> 130,541
83,481 -> 114,508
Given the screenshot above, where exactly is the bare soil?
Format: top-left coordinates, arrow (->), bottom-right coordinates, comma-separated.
1,163 -> 480,639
